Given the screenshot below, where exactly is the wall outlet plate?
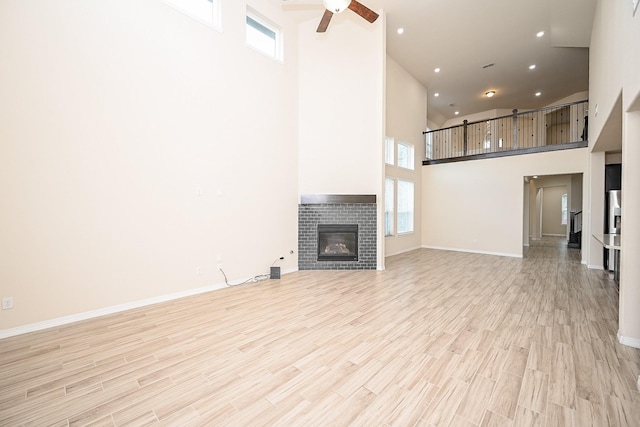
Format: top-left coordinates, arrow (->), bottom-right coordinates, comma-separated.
2,297 -> 14,310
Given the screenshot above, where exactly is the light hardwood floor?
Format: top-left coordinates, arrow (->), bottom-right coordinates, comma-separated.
1,238 -> 639,426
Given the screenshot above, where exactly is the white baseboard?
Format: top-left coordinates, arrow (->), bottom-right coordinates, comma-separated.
542,233 -> 567,237
385,245 -> 422,258
588,264 -> 605,270
1,268 -> 299,340
618,332 -> 640,349
421,245 -> 522,259
0,282 -> 227,340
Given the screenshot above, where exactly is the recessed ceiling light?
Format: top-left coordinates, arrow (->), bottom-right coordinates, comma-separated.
529,64 -> 536,70
536,31 -> 545,37
434,92 -> 439,97
434,68 -> 441,73
397,28 -> 404,35
533,175 -> 538,179
454,111 -> 459,115
485,90 -> 496,98
535,92 -> 542,97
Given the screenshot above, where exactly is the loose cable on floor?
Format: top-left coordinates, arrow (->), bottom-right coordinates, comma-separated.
219,268 -> 269,287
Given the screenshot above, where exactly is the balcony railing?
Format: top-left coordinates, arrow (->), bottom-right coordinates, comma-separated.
423,100 -> 589,165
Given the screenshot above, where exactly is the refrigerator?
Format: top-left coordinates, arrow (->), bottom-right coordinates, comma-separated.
606,190 -> 621,270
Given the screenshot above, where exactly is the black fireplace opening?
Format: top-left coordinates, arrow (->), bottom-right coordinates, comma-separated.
317,224 -> 358,261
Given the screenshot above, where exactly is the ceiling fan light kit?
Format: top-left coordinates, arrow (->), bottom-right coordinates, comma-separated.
314,0 -> 379,33
323,0 -> 350,14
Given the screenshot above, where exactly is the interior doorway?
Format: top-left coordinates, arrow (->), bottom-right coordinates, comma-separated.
524,173 -> 584,253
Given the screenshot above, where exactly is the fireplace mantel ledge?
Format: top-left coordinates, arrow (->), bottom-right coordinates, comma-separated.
300,194 -> 376,204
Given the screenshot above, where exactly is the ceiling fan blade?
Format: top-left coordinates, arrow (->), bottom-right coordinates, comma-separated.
317,9 -> 333,32
348,0 -> 379,23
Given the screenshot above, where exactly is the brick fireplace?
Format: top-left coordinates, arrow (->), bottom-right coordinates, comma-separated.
298,194 -> 377,270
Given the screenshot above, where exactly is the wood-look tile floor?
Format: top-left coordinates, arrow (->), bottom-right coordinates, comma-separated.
1,237 -> 639,426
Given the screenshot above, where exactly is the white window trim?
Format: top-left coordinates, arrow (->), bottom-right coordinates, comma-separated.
385,136 -> 395,165
385,177 -> 395,237
397,141 -> 415,170
246,8 -> 284,63
166,0 -> 222,32
397,179 -> 415,235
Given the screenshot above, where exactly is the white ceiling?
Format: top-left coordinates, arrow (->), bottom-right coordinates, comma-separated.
283,0 -> 596,124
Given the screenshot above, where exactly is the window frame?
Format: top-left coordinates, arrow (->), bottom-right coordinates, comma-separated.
246,8 -> 283,62
397,141 -> 414,170
166,0 -> 221,30
385,177 -> 395,237
425,129 -> 433,160
385,136 -> 395,165
397,179 -> 415,235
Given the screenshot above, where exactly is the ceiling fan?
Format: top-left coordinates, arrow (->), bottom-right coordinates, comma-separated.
283,0 -> 379,33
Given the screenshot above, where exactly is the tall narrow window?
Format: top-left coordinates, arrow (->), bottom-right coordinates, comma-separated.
246,9 -> 282,61
385,178 -> 395,236
397,180 -> 414,234
167,0 -> 221,29
483,120 -> 492,149
397,141 -> 414,170
561,193 -> 568,225
385,136 -> 395,165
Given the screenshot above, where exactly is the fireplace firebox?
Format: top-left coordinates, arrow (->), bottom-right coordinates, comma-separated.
317,224 -> 358,261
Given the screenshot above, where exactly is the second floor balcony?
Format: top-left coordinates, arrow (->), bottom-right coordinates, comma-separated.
423,100 -> 589,165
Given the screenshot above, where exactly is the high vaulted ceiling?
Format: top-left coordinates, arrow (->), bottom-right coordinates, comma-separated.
283,0 -> 596,125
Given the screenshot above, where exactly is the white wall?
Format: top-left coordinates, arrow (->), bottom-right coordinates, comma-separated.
441,92 -> 589,129
571,174 -> 583,212
297,10 -> 385,267
422,148 -> 589,258
587,151 -> 605,269
529,181 -> 541,240
384,56 -> 427,257
550,91 -> 590,107
442,109 -> 514,128
589,0 -> 640,346
0,0 -> 300,331
621,105 -> 640,346
541,186 -> 567,236
297,13 -> 384,196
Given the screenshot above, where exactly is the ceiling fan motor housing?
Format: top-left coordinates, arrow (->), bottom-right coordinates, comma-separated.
323,0 -> 351,14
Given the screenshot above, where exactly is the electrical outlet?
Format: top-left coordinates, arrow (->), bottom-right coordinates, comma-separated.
217,263 -> 223,271
2,297 -> 14,310
196,267 -> 202,276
